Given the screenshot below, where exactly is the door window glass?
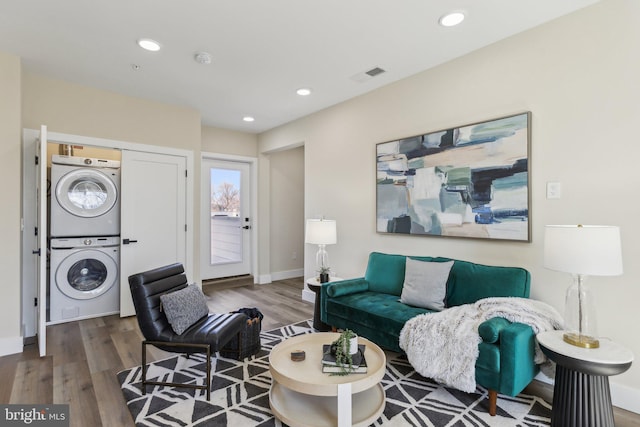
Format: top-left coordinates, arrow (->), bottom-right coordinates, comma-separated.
209,168 -> 241,265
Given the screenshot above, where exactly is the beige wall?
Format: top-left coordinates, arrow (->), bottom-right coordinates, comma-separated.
201,126 -> 258,157
22,73 -> 201,150
259,0 -> 640,410
269,146 -> 305,275
0,52 -> 23,352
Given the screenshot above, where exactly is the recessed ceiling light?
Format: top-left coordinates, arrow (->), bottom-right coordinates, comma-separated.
137,38 -> 161,52
131,64 -> 141,71
296,88 -> 312,96
439,12 -> 465,27
243,116 -> 255,122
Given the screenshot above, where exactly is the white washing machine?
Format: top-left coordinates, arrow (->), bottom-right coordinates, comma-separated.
49,236 -> 120,323
50,154 -> 121,237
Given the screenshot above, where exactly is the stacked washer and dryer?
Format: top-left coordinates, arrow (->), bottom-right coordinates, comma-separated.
49,154 -> 121,323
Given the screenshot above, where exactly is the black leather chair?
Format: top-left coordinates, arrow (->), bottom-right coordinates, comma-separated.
128,263 -> 246,400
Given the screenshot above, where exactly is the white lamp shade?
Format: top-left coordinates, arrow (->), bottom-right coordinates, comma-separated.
305,219 -> 337,245
544,225 -> 623,276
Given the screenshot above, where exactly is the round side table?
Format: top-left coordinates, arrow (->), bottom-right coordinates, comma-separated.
537,330 -> 633,427
306,277 -> 342,332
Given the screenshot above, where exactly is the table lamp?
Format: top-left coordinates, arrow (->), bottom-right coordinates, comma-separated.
544,225 -> 623,349
305,218 -> 337,279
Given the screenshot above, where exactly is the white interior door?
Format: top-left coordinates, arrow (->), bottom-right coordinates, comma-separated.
120,150 -> 187,316
200,158 -> 251,280
21,130 -> 39,341
37,126 -> 48,356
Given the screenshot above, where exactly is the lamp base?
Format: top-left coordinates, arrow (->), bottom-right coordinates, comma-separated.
563,332 -> 600,349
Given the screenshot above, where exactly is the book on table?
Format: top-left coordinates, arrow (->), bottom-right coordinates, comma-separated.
322,344 -> 368,373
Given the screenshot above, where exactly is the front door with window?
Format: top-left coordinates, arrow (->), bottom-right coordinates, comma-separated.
200,158 -> 251,280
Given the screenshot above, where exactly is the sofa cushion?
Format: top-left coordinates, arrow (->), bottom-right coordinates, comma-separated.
400,258 -> 454,311
160,284 -> 209,334
446,260 -> 531,307
364,252 -> 407,295
325,291 -> 433,350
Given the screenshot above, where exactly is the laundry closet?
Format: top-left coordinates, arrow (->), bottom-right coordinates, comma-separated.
47,143 -> 122,324
22,127 -> 193,356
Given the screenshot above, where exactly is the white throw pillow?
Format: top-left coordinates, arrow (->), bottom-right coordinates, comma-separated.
400,258 -> 454,311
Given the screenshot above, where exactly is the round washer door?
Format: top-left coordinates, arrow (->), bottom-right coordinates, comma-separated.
55,168 -> 118,218
55,248 -> 119,300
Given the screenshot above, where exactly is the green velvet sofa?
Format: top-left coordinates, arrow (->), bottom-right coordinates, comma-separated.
319,251 -> 535,416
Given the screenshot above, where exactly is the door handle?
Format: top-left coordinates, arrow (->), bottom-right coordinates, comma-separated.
122,238 -> 138,245
242,225 -> 251,230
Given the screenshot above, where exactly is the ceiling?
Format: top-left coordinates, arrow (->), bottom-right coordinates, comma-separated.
0,0 -> 598,133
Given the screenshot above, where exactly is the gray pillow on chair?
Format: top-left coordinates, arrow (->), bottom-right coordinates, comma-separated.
160,284 -> 209,334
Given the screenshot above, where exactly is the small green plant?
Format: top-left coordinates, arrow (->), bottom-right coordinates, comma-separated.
317,265 -> 331,283
317,265 -> 331,275
326,329 -> 357,376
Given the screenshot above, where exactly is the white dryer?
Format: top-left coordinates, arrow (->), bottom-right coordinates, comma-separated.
50,154 -> 121,237
49,236 -> 120,323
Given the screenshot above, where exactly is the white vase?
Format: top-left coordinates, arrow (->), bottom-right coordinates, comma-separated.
349,335 -> 358,355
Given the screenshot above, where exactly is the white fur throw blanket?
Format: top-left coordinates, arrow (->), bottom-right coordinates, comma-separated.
398,297 -> 563,393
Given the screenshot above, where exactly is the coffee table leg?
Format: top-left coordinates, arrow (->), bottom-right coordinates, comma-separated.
337,383 -> 352,427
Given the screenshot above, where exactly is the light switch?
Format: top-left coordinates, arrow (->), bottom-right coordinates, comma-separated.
546,182 -> 562,199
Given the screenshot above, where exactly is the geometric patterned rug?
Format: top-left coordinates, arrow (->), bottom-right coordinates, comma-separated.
118,320 -> 552,426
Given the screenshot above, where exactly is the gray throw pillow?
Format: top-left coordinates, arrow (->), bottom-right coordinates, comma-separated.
400,258 -> 454,311
160,284 -> 209,334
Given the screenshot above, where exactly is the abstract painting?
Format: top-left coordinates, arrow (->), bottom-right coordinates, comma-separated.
376,112 -> 530,241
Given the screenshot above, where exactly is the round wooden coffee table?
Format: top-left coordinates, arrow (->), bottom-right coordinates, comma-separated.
269,332 -> 386,427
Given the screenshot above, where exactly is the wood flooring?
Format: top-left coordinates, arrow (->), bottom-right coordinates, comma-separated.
1,277 -> 638,427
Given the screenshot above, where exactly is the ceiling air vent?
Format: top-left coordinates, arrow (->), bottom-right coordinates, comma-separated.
366,67 -> 386,77
350,66 -> 386,83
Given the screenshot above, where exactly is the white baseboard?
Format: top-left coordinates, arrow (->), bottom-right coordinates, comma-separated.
0,335 -> 23,356
270,268 -> 304,281
259,268 -> 304,284
302,288 -> 315,303
258,274 -> 272,284
535,371 -> 639,414
611,381 -> 640,414
534,371 -> 553,384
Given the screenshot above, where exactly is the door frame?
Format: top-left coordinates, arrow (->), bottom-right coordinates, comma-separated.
21,128 -> 194,348
201,152 -> 258,283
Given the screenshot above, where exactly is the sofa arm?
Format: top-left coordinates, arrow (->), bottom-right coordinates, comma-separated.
320,278 -> 369,324
478,317 -> 512,344
478,318 -> 537,396
325,278 -> 369,297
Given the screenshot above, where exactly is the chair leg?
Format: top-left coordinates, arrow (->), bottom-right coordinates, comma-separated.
237,330 -> 243,360
206,345 -> 211,401
140,341 -> 211,398
488,389 -> 497,416
141,341 -> 148,395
